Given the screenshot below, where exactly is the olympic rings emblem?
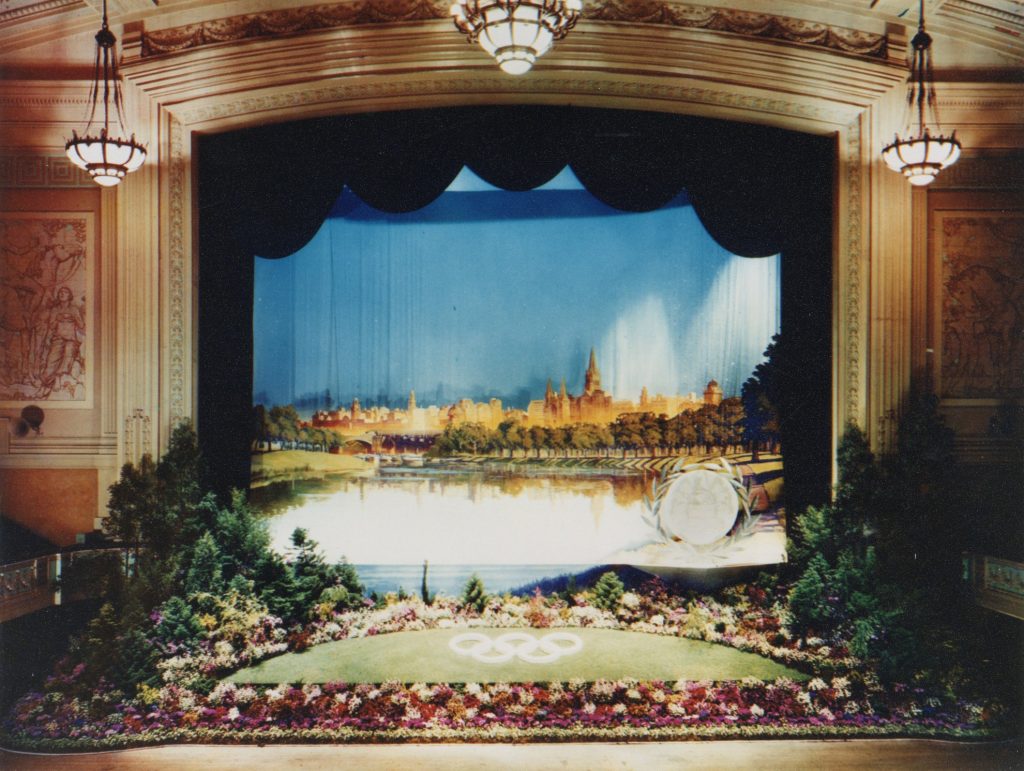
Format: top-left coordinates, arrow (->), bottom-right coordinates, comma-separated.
448,631 -> 584,664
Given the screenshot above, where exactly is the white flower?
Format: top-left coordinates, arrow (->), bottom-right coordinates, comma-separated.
583,702 -> 596,714
265,686 -> 285,702
234,686 -> 258,706
620,592 -> 640,609
808,678 -> 829,691
227,707 -> 240,721
612,704 -> 627,715
831,676 -> 851,698
750,704 -> 765,718
207,682 -> 236,705
303,684 -> 322,703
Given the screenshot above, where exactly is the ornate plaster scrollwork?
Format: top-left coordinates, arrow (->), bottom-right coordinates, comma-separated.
140,0 -> 887,60
844,118 -> 863,425
168,118 -> 187,427
124,408 -> 152,463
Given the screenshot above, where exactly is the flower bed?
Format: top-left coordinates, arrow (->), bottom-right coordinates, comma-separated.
1,581 -> 1007,750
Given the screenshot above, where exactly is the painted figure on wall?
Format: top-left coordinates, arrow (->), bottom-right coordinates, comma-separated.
941,216 -> 1024,399
0,216 -> 89,403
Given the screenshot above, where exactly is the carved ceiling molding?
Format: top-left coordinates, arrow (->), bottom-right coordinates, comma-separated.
140,0 -> 888,60
177,75 -> 856,129
0,0 -> 78,26
0,93 -> 90,110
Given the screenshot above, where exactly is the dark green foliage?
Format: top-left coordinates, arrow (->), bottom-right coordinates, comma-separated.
113,627 -> 161,693
184,531 -> 224,597
591,571 -> 625,612
786,400 -> 1009,689
787,554 -> 831,638
80,602 -> 122,679
462,573 -> 488,613
153,595 -> 203,651
256,552 -> 305,622
211,490 -> 271,583
105,455 -> 161,570
421,560 -> 433,605
788,426 -> 883,643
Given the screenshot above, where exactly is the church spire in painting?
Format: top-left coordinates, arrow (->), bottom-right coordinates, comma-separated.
584,347 -> 602,395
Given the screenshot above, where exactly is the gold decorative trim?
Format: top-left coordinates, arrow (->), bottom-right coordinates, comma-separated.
141,0 -> 887,60
844,118 -> 863,424
0,153 -> 93,188
168,117 -> 187,427
179,76 -> 855,127
587,3 -> 886,58
141,0 -> 447,56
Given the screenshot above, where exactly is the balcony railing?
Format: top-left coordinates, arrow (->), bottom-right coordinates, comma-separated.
0,548 -> 124,623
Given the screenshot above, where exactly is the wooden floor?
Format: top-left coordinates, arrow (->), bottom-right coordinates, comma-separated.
3,739 -> 1022,770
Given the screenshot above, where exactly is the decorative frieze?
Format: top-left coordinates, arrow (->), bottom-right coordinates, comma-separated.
931,154 -> 1024,190
140,1 -> 887,60
0,154 -> 92,189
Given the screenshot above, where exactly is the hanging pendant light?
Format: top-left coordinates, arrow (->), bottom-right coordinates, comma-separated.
881,0 -> 960,186
451,0 -> 582,75
65,0 -> 146,187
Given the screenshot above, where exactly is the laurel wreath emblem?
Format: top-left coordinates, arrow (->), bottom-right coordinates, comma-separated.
641,457 -> 762,561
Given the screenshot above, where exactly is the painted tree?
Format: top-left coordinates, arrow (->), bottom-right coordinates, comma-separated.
462,573 -> 488,614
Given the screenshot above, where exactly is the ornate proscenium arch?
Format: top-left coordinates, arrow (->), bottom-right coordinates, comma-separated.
198,106 -> 832,514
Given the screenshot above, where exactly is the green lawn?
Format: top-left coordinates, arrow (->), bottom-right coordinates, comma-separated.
226,627 -> 806,684
250,450 -> 372,485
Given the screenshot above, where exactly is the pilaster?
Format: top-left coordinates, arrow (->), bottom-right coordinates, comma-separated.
865,89 -> 914,454
115,77 -> 160,463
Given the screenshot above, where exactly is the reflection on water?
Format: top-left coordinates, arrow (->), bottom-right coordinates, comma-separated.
249,465 -> 654,567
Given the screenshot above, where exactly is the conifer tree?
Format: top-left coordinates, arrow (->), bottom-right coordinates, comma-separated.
462,573 -> 488,613
185,531 -> 224,597
591,571 -> 625,611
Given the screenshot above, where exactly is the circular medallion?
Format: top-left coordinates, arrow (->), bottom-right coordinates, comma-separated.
659,468 -> 739,546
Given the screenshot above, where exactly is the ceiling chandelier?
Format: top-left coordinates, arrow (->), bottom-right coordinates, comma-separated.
65,0 -> 146,187
881,0 -> 960,186
451,0 -> 582,75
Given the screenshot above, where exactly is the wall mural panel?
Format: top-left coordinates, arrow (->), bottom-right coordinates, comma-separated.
0,212 -> 93,407
938,213 -> 1024,400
